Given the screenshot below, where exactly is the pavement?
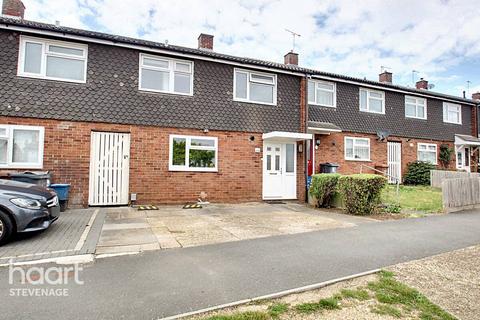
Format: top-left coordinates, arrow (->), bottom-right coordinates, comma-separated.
96,202 -> 368,255
0,208 -> 104,264
1,209 -> 480,320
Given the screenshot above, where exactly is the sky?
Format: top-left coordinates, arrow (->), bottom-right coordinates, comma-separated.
10,0 -> 480,97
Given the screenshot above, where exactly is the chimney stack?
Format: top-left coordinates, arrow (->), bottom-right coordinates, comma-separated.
379,71 -> 392,84
472,92 -> 480,101
198,33 -> 214,50
1,0 -> 25,19
416,78 -> 428,90
284,51 -> 298,65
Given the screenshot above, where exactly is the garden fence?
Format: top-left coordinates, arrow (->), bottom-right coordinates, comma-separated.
442,177 -> 480,213
430,170 -> 480,188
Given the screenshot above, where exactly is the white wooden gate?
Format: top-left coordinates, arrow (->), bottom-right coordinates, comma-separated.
89,132 -> 130,206
387,142 -> 401,184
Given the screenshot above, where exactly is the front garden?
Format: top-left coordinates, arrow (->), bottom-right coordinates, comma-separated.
309,161 -> 444,216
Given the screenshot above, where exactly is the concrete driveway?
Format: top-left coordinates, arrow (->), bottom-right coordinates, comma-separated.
96,202 -> 369,255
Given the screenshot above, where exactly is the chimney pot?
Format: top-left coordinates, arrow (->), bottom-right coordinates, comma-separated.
2,0 -> 25,19
472,92 -> 480,101
379,71 -> 392,84
284,51 -> 298,65
198,33 -> 214,50
416,78 -> 429,90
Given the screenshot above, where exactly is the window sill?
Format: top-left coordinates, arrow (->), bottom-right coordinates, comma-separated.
344,159 -> 371,162
443,121 -> 462,125
406,116 -> 427,120
138,87 -> 193,97
17,74 -> 86,84
0,164 -> 43,169
169,167 -> 218,173
359,109 -> 385,115
309,103 -> 336,108
233,98 -> 277,106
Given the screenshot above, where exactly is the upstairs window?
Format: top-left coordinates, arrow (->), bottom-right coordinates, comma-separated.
169,135 -> 217,172
345,137 -> 370,161
359,88 -> 385,114
139,54 -> 193,95
18,36 -> 88,83
0,125 -> 44,169
405,96 -> 427,119
234,69 -> 277,105
417,143 -> 437,165
308,80 -> 336,107
443,102 -> 462,124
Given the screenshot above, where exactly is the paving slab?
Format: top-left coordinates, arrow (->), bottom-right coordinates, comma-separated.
95,202 -> 363,255
0,208 -> 103,264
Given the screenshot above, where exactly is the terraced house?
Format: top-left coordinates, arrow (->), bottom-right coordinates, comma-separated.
0,0 -> 479,207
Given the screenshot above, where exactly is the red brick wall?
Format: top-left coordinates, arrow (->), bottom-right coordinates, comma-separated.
313,131 -> 456,177
0,117 -> 306,206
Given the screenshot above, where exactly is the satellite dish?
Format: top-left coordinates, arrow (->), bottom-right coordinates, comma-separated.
377,130 -> 391,141
428,84 -> 435,90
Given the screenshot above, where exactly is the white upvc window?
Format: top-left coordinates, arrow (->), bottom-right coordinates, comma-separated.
443,102 -> 462,124
18,36 -> 88,83
0,125 -> 44,169
405,96 -> 427,119
417,143 -> 437,165
344,137 -> 370,161
359,88 -> 385,114
234,68 -> 277,105
139,53 -> 194,96
169,135 -> 218,172
308,80 -> 336,107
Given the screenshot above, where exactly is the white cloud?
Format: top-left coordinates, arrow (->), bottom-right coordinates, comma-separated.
21,0 -> 480,96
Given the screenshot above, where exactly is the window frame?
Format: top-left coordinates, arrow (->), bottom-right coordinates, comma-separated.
442,102 -> 462,125
405,95 -> 427,120
17,35 -> 88,84
0,125 -> 45,169
417,143 -> 437,165
308,80 -> 336,108
138,53 -> 194,96
344,137 -> 371,161
233,68 -> 277,106
168,135 -> 218,172
359,88 -> 385,114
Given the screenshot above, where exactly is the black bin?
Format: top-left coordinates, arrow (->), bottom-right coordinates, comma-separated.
9,171 -> 52,187
320,163 -> 339,173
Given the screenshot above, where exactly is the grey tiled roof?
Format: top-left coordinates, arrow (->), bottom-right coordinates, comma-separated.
0,16 -> 477,106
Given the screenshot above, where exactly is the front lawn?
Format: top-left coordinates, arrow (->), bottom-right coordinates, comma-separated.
381,185 -> 443,214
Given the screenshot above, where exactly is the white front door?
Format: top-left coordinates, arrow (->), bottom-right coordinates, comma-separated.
89,132 -> 131,206
387,142 -> 401,183
263,142 -> 297,199
456,147 -> 470,172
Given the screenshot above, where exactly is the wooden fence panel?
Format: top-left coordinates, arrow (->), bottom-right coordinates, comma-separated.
442,177 -> 480,213
430,170 -> 480,188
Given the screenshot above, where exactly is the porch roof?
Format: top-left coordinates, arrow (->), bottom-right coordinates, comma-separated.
307,121 -> 342,134
455,134 -> 480,147
262,131 -> 313,142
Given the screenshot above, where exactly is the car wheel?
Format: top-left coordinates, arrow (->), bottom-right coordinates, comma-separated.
0,211 -> 13,245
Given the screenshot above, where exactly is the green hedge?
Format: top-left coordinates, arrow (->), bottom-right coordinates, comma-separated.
309,173 -> 341,207
403,161 -> 435,185
337,174 -> 387,215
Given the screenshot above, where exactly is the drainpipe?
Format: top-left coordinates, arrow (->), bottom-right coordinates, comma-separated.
304,74 -> 311,202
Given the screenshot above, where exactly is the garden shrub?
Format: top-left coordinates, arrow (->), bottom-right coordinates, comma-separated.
337,174 -> 387,215
403,161 -> 435,185
439,144 -> 453,169
309,173 -> 341,208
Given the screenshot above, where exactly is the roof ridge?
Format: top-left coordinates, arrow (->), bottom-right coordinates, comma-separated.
0,16 -> 477,105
